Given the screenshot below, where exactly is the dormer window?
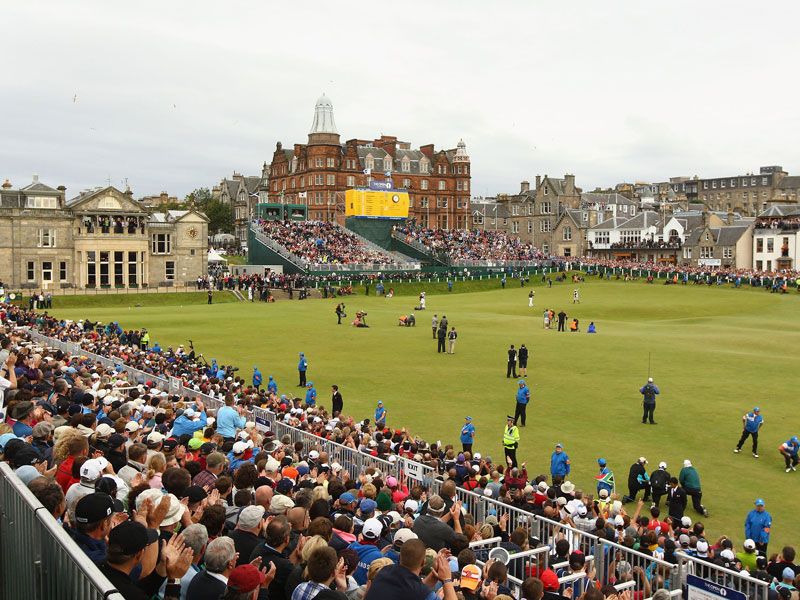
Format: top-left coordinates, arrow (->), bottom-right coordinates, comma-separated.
401,158 -> 410,172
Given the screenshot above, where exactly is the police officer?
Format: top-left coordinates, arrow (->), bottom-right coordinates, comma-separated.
514,380 -> 530,427
734,407 -> 763,457
503,416 -> 520,468
640,377 -> 660,424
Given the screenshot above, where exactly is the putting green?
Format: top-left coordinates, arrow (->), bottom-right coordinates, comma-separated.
50,278 -> 800,550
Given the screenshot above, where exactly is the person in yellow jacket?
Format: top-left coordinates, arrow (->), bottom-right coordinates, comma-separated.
140,329 -> 150,350
503,415 -> 520,468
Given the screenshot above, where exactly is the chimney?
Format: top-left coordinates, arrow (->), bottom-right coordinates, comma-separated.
726,211 -> 734,226
420,144 -> 435,159
565,174 -> 575,191
702,207 -> 709,228
520,180 -> 530,193
535,175 -> 541,189
32,174 -> 39,183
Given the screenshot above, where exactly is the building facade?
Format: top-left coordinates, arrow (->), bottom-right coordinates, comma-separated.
752,205 -> 800,272
0,178 -> 208,290
696,166 -> 800,216
267,95 -> 471,228
214,167 -> 269,245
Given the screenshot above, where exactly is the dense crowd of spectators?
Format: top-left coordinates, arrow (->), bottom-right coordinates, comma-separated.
254,220 -> 398,266
755,217 -> 800,231
2,300 -> 800,600
394,225 -> 544,263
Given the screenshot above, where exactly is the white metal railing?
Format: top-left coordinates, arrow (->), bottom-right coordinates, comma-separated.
0,462 -> 125,600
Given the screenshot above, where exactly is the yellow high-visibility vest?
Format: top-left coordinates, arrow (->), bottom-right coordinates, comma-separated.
503,425 -> 519,448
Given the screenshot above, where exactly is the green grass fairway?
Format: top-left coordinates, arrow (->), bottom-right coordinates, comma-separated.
50,280 -> 800,549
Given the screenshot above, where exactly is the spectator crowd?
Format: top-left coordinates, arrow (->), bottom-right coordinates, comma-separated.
394,225 -> 544,263
1,300 -> 799,600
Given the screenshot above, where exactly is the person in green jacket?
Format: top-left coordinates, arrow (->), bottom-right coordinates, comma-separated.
678,459 -> 708,517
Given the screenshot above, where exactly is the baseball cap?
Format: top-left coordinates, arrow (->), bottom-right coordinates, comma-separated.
538,569 -> 559,591
678,534 -> 690,547
13,447 -> 44,468
276,478 -> 294,494
75,492 -> 124,523
597,458 -> 606,466
638,456 -> 647,464
719,549 -> 735,561
518,379 -> 525,385
81,457 -> 110,481
598,489 -> 609,498
124,421 -> 140,433
135,489 -> 185,526
188,438 -> 203,450
184,408 -> 196,418
361,517 -> 383,540
360,499 -> 377,515
658,461 -> 667,469
308,450 -> 320,460
460,564 -> 482,590
753,406 -> 760,412
696,540 -> 709,554
555,443 -> 563,448
95,423 -> 115,437
783,567 -> 795,580
228,564 -> 266,593
743,539 -> 756,550
238,505 -> 266,529
232,441 -> 249,455
393,528 -> 418,546
386,476 -> 398,488
340,492 -> 356,504
185,485 -> 208,504
404,499 -> 419,512
754,498 -> 765,507
108,520 -> 158,555
683,459 -> 692,468
146,431 -> 165,445
681,516 -> 692,528
200,442 -> 217,454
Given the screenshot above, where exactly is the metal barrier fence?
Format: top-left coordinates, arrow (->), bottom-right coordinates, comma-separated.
18,327 -> 769,600
677,552 -> 768,600
0,463 -> 125,600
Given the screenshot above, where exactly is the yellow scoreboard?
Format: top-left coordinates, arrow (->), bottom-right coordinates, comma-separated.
345,188 -> 409,219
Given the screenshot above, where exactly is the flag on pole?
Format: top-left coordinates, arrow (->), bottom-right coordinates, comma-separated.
363,168 -> 372,175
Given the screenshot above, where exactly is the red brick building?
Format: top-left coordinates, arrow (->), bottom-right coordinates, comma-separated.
268,95 -> 471,228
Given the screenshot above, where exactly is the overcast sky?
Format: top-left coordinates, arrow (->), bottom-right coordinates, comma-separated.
3,1 -> 799,199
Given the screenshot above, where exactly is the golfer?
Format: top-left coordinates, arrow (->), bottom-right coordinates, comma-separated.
640,377 -> 659,424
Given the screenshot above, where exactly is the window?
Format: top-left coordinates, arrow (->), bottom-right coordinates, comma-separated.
419,160 -> 428,174
543,186 -> 548,195
456,199 -> 465,209
463,180 -> 468,192
402,178 -> 410,188
421,179 -> 429,190
512,221 -> 519,233
712,181 -> 717,189
291,178 -> 296,189
437,198 -> 448,208
700,246 -> 713,259
345,159 -> 354,169
314,174 -> 324,185
401,158 -> 410,172
420,198 -> 429,208
684,247 -> 693,259
59,261 -> 67,282
721,180 -> 726,188
756,238 -> 764,252
26,196 -> 58,209
542,243 -> 549,255
767,238 -> 774,253
151,233 -> 172,254
703,181 -> 709,189
473,213 -> 484,225
346,176 -> 355,187
756,260 -> 763,270
114,251 -> 124,286
365,156 -> 374,170
594,232 -> 610,245
315,158 -> 324,168
326,157 -> 335,168
527,220 -> 533,233
563,247 -> 572,257
384,158 -> 392,172
38,228 -> 55,247
722,247 -> 733,259
540,201 -> 551,214
99,252 -> 109,286
512,205 -> 519,216
540,219 -> 551,232
128,251 -> 137,286
742,179 -> 748,187
751,177 -> 756,186
730,178 -> 736,187
87,252 -> 96,286
326,175 -> 335,185
300,176 -> 305,187
456,181 -> 464,191
582,212 -> 589,222
165,261 -> 175,280
762,177 -> 768,186
630,207 -> 636,216
438,180 -> 446,191
27,260 -> 35,282
563,226 -> 572,241
437,214 -> 448,229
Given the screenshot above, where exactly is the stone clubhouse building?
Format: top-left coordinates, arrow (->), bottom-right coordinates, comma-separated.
0,177 -> 208,290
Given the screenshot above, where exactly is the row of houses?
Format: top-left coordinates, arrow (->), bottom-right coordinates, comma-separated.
471,174 -> 800,271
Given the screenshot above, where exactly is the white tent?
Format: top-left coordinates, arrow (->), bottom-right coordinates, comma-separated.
207,249 -> 228,263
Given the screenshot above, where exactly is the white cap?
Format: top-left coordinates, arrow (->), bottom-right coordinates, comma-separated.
308,450 -> 319,460
614,515 -> 625,527
142,405 -> 155,414
125,421 -> 141,432
233,441 -> 249,455
743,539 -> 756,550
647,377 -> 653,383
95,424 -> 115,438
681,516 -> 692,527
80,457 -> 109,480
184,408 -> 196,418
658,461 -> 667,469
638,456 -> 647,464
720,549 -> 735,561
683,459 -> 692,468
404,499 -> 419,512
361,517 -> 383,540
146,431 -> 165,444
474,453 -> 482,460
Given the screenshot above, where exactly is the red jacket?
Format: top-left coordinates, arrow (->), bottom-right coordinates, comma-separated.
56,456 -> 78,494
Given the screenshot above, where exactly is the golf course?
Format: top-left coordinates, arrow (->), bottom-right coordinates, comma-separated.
48,277 -> 800,551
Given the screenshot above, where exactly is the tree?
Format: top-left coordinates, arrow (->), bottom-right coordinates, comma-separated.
185,187 -> 233,234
